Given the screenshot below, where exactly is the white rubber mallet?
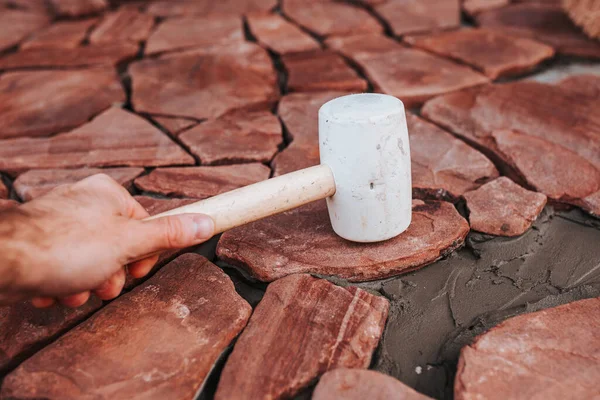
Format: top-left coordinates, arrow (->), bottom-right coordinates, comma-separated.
148,93 -> 412,243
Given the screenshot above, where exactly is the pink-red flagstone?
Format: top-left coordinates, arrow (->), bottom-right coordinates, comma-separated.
463,176 -> 547,236
313,369 -> 433,400
283,0 -> 382,37
21,19 -> 98,50
326,33 -> 400,60
283,50 -> 368,93
374,0 -> 460,36
145,15 -> 243,55
0,298 -> 102,375
215,274 -> 389,399
247,12 -> 320,55
408,113 -> 498,201
13,168 -> 144,201
1,254 -> 252,399
89,8 -> 154,44
558,74 -> 600,98
179,111 -> 282,165
404,29 -> 555,80
146,0 -> 277,17
462,0 -> 509,16
0,68 -> 124,140
0,42 -> 139,70
217,200 -> 470,282
0,107 -> 194,176
476,3 -> 600,58
49,0 -> 108,16
0,9 -> 50,52
151,116 -> 198,136
134,164 -> 271,199
130,42 -> 279,120
271,142 -> 320,177
455,297 -> 600,400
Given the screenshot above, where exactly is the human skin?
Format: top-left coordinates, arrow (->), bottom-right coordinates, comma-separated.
0,174 -> 214,308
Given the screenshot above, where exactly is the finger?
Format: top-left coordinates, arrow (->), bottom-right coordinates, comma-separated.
75,174 -> 145,218
59,291 -> 91,308
93,268 -> 126,301
31,297 -> 56,308
128,254 -> 160,279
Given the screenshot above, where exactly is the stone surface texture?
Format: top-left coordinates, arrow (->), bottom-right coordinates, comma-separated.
21,19 -> 98,49
146,0 -> 277,17
180,111 -> 282,165
247,12 -> 320,55
405,29 -> 555,80
13,168 -> 144,201
375,0 -> 460,36
464,177 -> 547,236
49,0 -> 108,16
0,9 -> 50,52
0,68 -> 123,140
89,8 -> 154,44
463,0 -> 509,16
217,200 -> 470,282
2,254 -> 252,399
0,107 -> 194,176
455,297 -> 600,400
314,369 -> 432,400
134,164 -> 271,199
152,116 -> 198,136
215,274 -> 389,399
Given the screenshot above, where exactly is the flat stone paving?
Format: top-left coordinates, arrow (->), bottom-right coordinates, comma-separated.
0,1 -> 599,399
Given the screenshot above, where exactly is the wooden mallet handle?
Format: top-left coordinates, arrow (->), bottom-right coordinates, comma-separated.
144,164 -> 336,234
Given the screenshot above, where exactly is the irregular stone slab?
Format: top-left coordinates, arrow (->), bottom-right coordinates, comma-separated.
89,8 -> 154,45
147,0 -> 277,17
215,274 -> 389,399
49,0 -> 108,16
463,0 -> 509,16
2,254 -> 252,399
271,142 -> 320,177
21,19 -> 98,50
217,200 -> 469,282
152,116 -> 198,136
314,369 -> 432,400
0,42 -> 139,70
0,299 -> 102,375
455,297 -> 600,400
374,0 -> 460,36
405,29 -> 554,80
130,42 -> 278,120
0,9 -> 50,52
464,176 -> 547,237
283,1 -> 382,37
0,107 -> 194,176
180,111 -> 282,165
283,50 -> 367,93
326,33 -> 400,60
145,15 -> 243,55
247,12 -> 320,55
408,113 -> 498,201
13,168 -> 144,201
529,63 -> 600,85
135,164 -> 271,199
476,3 -> 600,58
0,68 -> 124,139
0,199 -> 19,211
558,74 -> 600,98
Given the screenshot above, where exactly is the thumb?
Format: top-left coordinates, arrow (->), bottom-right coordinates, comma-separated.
123,214 -> 215,261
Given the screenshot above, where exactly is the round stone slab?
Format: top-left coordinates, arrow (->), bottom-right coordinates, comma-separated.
217,200 -> 469,282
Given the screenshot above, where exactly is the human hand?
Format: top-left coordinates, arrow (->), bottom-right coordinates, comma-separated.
0,174 -> 214,308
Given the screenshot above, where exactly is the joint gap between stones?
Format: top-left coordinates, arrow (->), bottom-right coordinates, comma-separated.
140,113 -> 200,165
349,0 -> 395,38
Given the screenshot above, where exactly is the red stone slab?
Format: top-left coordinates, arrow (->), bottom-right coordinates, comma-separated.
146,0 -> 277,17
0,42 -> 139,70
374,0 -> 460,36
2,254 -> 252,399
0,107 -> 194,176
21,19 -> 98,50
0,299 -> 102,375
130,42 -> 279,120
283,50 -> 367,93
13,168 -> 144,201
463,0 -> 509,16
283,1 -> 382,37
0,9 -> 50,52
0,68 -> 124,140
558,74 -> 600,98
408,113 -> 498,201
145,15 -> 243,55
217,200 -> 469,282
0,199 -> 19,211
151,116 -> 198,136
314,369 -> 432,400
405,29 -> 555,80
180,111 -> 282,165
455,297 -> 600,400
326,33 -> 401,60
271,142 -> 320,177
247,12 -> 320,55
476,3 -> 600,58
49,0 -> 108,16
135,164 -> 271,199
464,176 -> 547,236
215,274 -> 389,399
89,8 -> 154,45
